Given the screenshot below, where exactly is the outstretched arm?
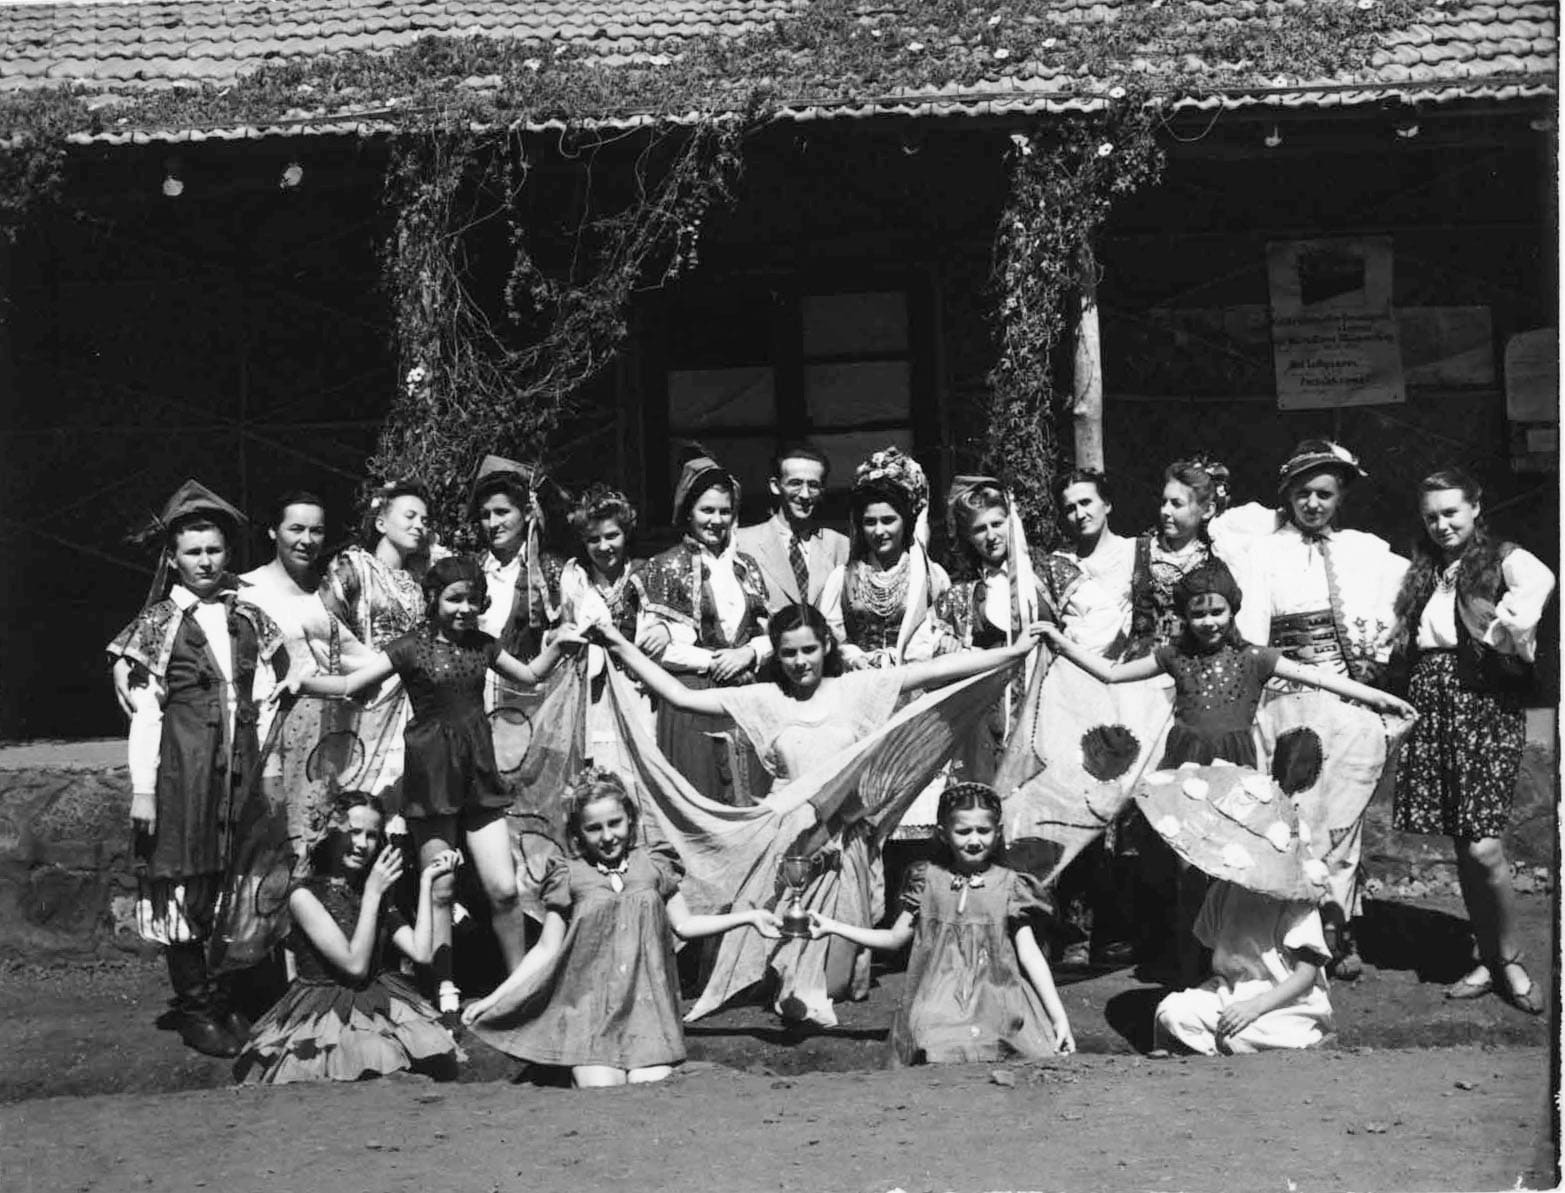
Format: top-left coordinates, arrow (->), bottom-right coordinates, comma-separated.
1272,656 -> 1415,717
664,892 -> 782,941
594,623 -> 728,716
1039,623 -> 1163,683
287,652 -> 395,701
491,626 -> 585,689
1014,924 -> 1075,1054
893,622 -> 1045,693
807,908 -> 916,952
462,910 -> 568,1025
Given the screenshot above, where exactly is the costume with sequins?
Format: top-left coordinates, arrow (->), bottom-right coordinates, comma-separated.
385,630 -> 507,819
1154,641 -> 1281,769
890,860 -> 1060,1065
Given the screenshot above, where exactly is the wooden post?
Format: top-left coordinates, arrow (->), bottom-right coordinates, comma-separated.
1071,245 -> 1105,470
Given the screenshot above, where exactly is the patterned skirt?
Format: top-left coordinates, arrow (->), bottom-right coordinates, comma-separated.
234,971 -> 462,1084
1393,651 -> 1524,841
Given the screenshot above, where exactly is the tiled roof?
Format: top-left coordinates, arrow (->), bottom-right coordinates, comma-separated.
0,0 -> 1555,143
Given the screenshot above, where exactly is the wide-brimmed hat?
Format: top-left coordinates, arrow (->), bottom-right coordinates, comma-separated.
1276,439 -> 1367,494
1133,761 -> 1328,901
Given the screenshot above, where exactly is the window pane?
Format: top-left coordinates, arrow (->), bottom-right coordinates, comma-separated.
668,367 -> 776,430
814,428 -> 915,491
802,292 -> 908,356
805,361 -> 911,427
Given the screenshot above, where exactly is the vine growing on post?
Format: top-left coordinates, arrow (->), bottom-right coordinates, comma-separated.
985,101 -> 1164,543
0,0 -> 1437,533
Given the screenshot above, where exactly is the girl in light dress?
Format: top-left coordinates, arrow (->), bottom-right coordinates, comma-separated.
236,792 -> 462,1083
596,603 -> 1043,1026
463,768 -> 780,1087
810,782 -> 1074,1065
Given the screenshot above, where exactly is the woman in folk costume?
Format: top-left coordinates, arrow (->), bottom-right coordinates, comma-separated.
632,452 -> 773,806
1391,470 -> 1553,1014
106,480 -> 286,1058
469,454 -> 567,716
1231,440 -> 1411,981
594,603 -> 1045,1026
555,483 -> 654,774
318,481 -> 433,809
820,447 -> 951,673
233,491 -> 377,854
934,475 -> 1085,787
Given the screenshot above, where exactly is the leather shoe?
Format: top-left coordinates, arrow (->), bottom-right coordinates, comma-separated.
178,1012 -> 241,1059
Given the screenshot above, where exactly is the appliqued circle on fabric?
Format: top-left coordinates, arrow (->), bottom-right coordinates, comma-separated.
1079,724 -> 1140,781
1271,726 -> 1324,794
306,729 -> 367,786
490,706 -> 534,773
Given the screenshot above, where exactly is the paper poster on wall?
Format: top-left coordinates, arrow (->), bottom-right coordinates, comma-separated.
1267,237 -> 1406,409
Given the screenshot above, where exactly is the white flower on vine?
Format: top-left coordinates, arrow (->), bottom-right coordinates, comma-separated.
1041,37 -> 1058,49
907,41 -> 925,52
405,365 -> 427,387
1108,86 -> 1127,99
988,13 -> 1003,25
1097,142 -> 1113,157
523,58 -> 542,71
993,47 -> 1011,59
870,28 -> 883,37
1009,132 -> 1033,155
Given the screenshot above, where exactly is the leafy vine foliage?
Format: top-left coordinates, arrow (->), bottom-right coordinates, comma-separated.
0,0 -> 1430,535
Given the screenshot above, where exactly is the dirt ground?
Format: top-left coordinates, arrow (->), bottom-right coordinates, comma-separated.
0,891 -> 1558,1192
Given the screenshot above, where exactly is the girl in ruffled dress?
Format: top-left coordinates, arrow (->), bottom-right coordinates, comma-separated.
810,782 -> 1074,1065
463,767 -> 781,1087
236,792 -> 462,1083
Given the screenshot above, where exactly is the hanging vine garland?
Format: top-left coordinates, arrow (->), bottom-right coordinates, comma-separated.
0,0 -> 1437,533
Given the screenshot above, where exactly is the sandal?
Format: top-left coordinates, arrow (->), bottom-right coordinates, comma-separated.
1498,956 -> 1545,1016
1444,964 -> 1494,1001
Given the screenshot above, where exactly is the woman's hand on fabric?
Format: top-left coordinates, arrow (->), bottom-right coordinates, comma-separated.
1216,997 -> 1264,1040
1052,1017 -> 1076,1054
130,791 -> 156,836
364,847 -> 404,900
636,622 -> 671,658
710,647 -> 755,684
461,995 -> 496,1026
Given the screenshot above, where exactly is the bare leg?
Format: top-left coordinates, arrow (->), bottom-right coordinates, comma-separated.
465,810 -> 528,973
627,1065 -> 675,1084
572,1065 -> 628,1088
411,818 -> 458,1005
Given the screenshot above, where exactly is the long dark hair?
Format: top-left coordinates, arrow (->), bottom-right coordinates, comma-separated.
848,479 -> 915,561
306,790 -> 388,879
762,603 -> 845,688
1391,469 -> 1504,650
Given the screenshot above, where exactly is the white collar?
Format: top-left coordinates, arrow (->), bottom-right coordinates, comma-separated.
170,583 -> 233,611
483,549 -> 524,575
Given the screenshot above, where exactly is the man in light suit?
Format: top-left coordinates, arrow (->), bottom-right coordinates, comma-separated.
735,442 -> 849,613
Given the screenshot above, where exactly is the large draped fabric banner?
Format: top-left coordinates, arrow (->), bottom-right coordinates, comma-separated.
1254,689 -> 1416,919
993,649 -> 1176,888
587,664 -> 1013,1021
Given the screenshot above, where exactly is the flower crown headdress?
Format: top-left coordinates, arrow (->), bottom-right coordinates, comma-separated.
852,447 -> 929,515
